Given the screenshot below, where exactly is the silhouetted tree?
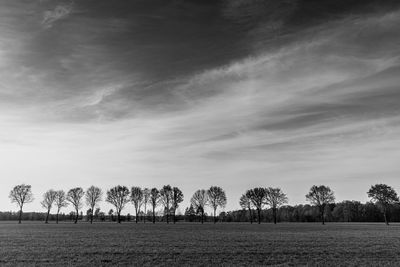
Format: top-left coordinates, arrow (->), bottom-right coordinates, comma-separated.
367,184 -> 399,225
150,188 -> 159,224
85,186 -> 102,224
131,186 -> 143,223
265,187 -> 288,224
106,186 -> 130,223
67,187 -> 85,224
239,192 -> 253,224
160,185 -> 173,223
142,188 -> 150,223
248,187 -> 266,224
207,186 -> 227,223
55,190 -> 68,224
306,185 -> 335,225
9,184 -> 34,224
171,187 -> 184,223
191,189 -> 208,224
41,189 -> 57,224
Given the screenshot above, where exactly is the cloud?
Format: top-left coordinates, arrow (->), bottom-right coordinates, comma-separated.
42,4 -> 72,29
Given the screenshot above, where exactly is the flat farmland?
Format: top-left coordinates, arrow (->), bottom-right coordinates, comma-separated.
1,222 -> 399,266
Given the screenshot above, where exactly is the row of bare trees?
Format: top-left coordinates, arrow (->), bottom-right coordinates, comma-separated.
238,184 -> 399,225
9,183 -> 398,225
8,184 -> 227,224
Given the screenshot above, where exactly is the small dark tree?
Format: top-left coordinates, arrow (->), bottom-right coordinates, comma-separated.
131,186 -> 143,223
150,188 -> 160,224
239,192 -> 253,224
41,189 -> 57,224
85,186 -> 103,224
248,187 -> 266,224
265,187 -> 288,224
67,187 -> 85,224
367,184 -> 399,225
159,185 -> 173,223
306,185 -> 335,225
55,190 -> 68,224
9,184 -> 34,224
190,189 -> 208,224
106,186 -> 130,223
171,187 -> 184,224
207,186 -> 227,224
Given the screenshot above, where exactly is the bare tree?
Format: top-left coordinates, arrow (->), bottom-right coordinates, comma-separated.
142,188 -> 150,223
67,187 -> 85,224
265,187 -> 288,224
85,186 -> 103,224
160,185 -> 173,223
131,186 -> 143,223
171,187 -> 184,224
306,185 -> 335,225
248,187 -> 266,224
41,189 -> 57,224
190,189 -> 208,224
150,188 -> 159,224
9,184 -> 34,224
207,186 -> 227,224
55,190 -> 68,224
106,185 -> 130,223
367,184 -> 399,225
239,191 -> 253,224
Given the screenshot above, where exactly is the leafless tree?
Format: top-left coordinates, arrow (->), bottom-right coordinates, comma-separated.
142,188 -> 150,223
239,192 -> 253,224
265,187 -> 288,224
85,186 -> 103,224
367,184 -> 399,225
150,188 -> 159,224
67,187 -> 85,224
190,189 -> 208,224
131,186 -> 143,223
41,189 -> 57,224
160,185 -> 173,223
207,186 -> 227,223
248,187 -> 266,224
306,185 -> 335,225
171,187 -> 184,223
106,185 -> 130,223
9,184 -> 34,224
55,190 -> 68,224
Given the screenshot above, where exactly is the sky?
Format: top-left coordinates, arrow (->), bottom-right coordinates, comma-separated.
1,0 -> 400,215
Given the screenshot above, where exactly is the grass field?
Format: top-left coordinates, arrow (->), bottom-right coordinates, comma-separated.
0,222 -> 399,266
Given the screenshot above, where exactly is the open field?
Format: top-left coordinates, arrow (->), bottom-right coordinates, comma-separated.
1,222 -> 399,266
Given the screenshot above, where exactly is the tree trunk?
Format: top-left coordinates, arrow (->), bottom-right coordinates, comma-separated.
166,206 -> 169,224
152,206 -> 155,224
135,211 -> 138,223
257,208 -> 261,224
117,212 -> 121,223
90,206 -> 94,224
273,208 -> 277,224
56,212 -> 59,224
45,209 -> 50,224
384,207 -> 389,225
18,208 -> 22,224
214,208 -> 217,224
249,208 -> 253,224
144,206 -> 146,224
173,210 -> 176,224
321,207 -> 325,225
201,212 -> 204,224
74,209 -> 78,224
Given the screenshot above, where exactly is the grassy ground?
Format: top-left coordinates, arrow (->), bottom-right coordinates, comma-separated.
0,222 -> 399,266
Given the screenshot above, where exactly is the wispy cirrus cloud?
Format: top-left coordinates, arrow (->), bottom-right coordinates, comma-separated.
41,3 -> 72,29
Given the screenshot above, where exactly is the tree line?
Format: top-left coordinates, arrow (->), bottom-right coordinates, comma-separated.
8,184 -> 227,224
8,183 -> 398,225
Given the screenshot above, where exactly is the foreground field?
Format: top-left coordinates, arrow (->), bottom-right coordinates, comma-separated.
0,222 -> 399,266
